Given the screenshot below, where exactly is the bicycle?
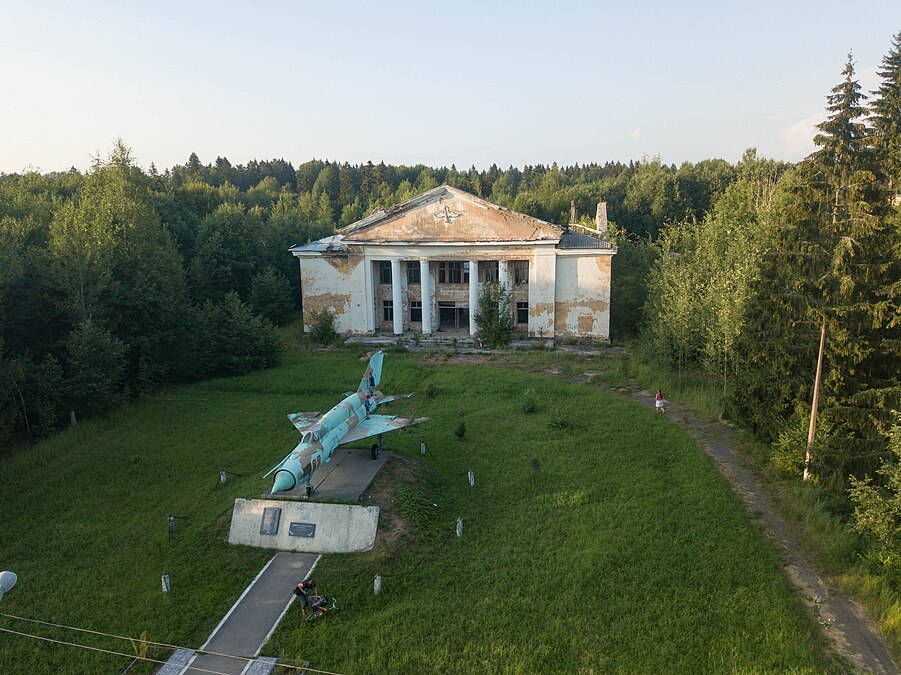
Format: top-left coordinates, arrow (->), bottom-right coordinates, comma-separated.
305,594 -> 339,621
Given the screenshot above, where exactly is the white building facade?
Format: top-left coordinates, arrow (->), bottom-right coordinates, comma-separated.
290,186 -> 616,341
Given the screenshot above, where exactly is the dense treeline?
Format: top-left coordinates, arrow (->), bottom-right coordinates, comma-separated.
0,138 -> 739,441
643,37 -> 901,581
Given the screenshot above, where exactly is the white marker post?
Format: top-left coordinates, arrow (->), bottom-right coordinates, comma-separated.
468,470 -> 475,487
456,518 -> 463,537
161,574 -> 171,594
420,441 -> 426,456
374,574 -> 382,595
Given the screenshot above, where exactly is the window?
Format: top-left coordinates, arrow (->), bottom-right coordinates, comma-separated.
480,261 -> 499,283
513,260 -> 529,285
516,302 -> 529,325
438,261 -> 469,284
383,300 -> 393,322
378,261 -> 392,284
407,264 -> 421,284
410,300 -> 422,322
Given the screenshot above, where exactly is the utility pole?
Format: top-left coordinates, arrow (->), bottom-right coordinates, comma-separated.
803,320 -> 827,481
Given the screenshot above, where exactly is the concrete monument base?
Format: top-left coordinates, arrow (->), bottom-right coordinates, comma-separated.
228,498 -> 379,553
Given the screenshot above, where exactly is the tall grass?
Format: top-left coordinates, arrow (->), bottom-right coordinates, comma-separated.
619,348 -> 901,661
0,350 -> 826,673
265,353 -> 822,673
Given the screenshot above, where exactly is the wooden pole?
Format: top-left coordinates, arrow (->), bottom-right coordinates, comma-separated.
803,320 -> 826,481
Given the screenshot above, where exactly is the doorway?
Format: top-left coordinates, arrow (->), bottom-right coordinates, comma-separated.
438,302 -> 469,331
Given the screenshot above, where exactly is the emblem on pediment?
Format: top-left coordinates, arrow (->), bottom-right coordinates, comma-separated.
434,205 -> 462,224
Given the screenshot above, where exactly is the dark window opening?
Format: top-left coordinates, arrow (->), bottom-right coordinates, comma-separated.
480,261 -> 499,283
410,300 -> 422,322
438,261 -> 469,284
383,299 -> 393,322
513,260 -> 529,285
378,261 -> 392,285
407,264 -> 421,284
516,302 -> 529,324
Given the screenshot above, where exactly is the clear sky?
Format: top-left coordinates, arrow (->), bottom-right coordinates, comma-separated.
2,1 -> 899,174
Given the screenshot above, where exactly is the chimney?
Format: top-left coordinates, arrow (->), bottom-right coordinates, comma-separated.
595,202 -> 608,237
569,200 -> 576,225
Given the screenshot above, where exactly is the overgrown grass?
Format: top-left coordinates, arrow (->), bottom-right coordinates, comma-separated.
618,344 -> 727,421
265,354 -> 823,673
0,349 -> 825,673
617,348 -> 901,661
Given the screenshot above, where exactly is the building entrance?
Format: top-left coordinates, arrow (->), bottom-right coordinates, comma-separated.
438,302 -> 469,331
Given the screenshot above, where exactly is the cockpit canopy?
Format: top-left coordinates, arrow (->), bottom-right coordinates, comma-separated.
303,425 -> 325,444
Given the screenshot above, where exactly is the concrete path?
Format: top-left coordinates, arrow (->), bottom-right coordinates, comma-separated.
158,449 -> 390,674
180,552 -> 317,675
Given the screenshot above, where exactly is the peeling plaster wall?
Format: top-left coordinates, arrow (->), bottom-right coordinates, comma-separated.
299,253 -> 369,334
528,250 -> 556,337
554,254 -> 613,340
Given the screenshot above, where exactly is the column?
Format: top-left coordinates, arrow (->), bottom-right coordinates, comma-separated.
391,259 -> 403,335
468,259 -> 479,336
498,259 -> 509,289
420,259 -> 432,335
498,259 -> 510,321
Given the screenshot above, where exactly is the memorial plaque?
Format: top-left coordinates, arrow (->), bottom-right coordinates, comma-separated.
288,522 -> 316,538
260,507 -> 282,535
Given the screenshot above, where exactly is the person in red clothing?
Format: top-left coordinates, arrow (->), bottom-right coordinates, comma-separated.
655,390 -> 665,413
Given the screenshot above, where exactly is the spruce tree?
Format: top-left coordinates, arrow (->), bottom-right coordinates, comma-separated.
736,55 -> 898,487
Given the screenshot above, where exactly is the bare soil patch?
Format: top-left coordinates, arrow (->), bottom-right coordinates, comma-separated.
363,451 -> 425,555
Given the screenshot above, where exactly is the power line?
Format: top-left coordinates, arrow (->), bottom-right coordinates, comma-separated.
0,627 -> 231,675
0,613 -> 345,675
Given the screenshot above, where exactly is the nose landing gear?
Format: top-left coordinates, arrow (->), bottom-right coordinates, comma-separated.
370,434 -> 383,460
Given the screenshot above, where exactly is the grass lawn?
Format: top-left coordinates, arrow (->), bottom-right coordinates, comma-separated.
1,349 -> 823,673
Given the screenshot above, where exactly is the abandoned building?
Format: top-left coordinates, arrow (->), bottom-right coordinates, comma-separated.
289,185 -> 617,341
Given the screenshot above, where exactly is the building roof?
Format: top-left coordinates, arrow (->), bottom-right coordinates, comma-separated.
338,185 -> 563,243
557,231 -> 615,250
289,185 -> 616,253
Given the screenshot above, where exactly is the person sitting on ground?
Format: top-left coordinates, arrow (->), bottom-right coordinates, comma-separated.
655,390 -> 665,414
293,578 -> 316,616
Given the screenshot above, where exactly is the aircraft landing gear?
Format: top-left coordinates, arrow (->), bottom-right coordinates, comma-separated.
371,434 -> 383,460
306,484 -> 314,498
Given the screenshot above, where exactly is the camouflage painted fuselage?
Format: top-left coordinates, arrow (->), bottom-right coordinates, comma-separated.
272,390 -> 380,493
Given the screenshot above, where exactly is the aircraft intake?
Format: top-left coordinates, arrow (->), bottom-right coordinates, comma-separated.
272,469 -> 297,493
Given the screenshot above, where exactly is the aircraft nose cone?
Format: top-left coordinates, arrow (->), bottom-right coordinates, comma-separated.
272,470 -> 296,493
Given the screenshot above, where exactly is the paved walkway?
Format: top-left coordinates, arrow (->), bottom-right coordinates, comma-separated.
158,449 -> 389,674
180,552 -> 317,675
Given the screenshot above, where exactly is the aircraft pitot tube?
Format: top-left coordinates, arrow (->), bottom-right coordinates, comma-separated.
265,351 -> 428,494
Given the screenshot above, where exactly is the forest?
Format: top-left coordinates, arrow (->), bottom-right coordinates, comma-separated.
1,35 -> 899,586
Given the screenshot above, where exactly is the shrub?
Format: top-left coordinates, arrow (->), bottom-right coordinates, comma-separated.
474,282 -> 515,348
309,309 -> 340,345
850,416 -> 901,586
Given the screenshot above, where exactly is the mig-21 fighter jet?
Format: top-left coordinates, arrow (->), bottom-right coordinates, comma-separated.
265,351 -> 427,495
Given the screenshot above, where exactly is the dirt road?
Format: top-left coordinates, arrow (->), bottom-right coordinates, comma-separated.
629,388 -> 898,674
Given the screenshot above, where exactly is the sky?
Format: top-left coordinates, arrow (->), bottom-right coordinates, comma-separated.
2,1 -> 900,174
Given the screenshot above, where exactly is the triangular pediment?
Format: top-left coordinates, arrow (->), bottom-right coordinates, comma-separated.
340,186 -> 563,243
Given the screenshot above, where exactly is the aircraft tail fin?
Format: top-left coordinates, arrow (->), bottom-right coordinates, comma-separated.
359,350 -> 385,393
